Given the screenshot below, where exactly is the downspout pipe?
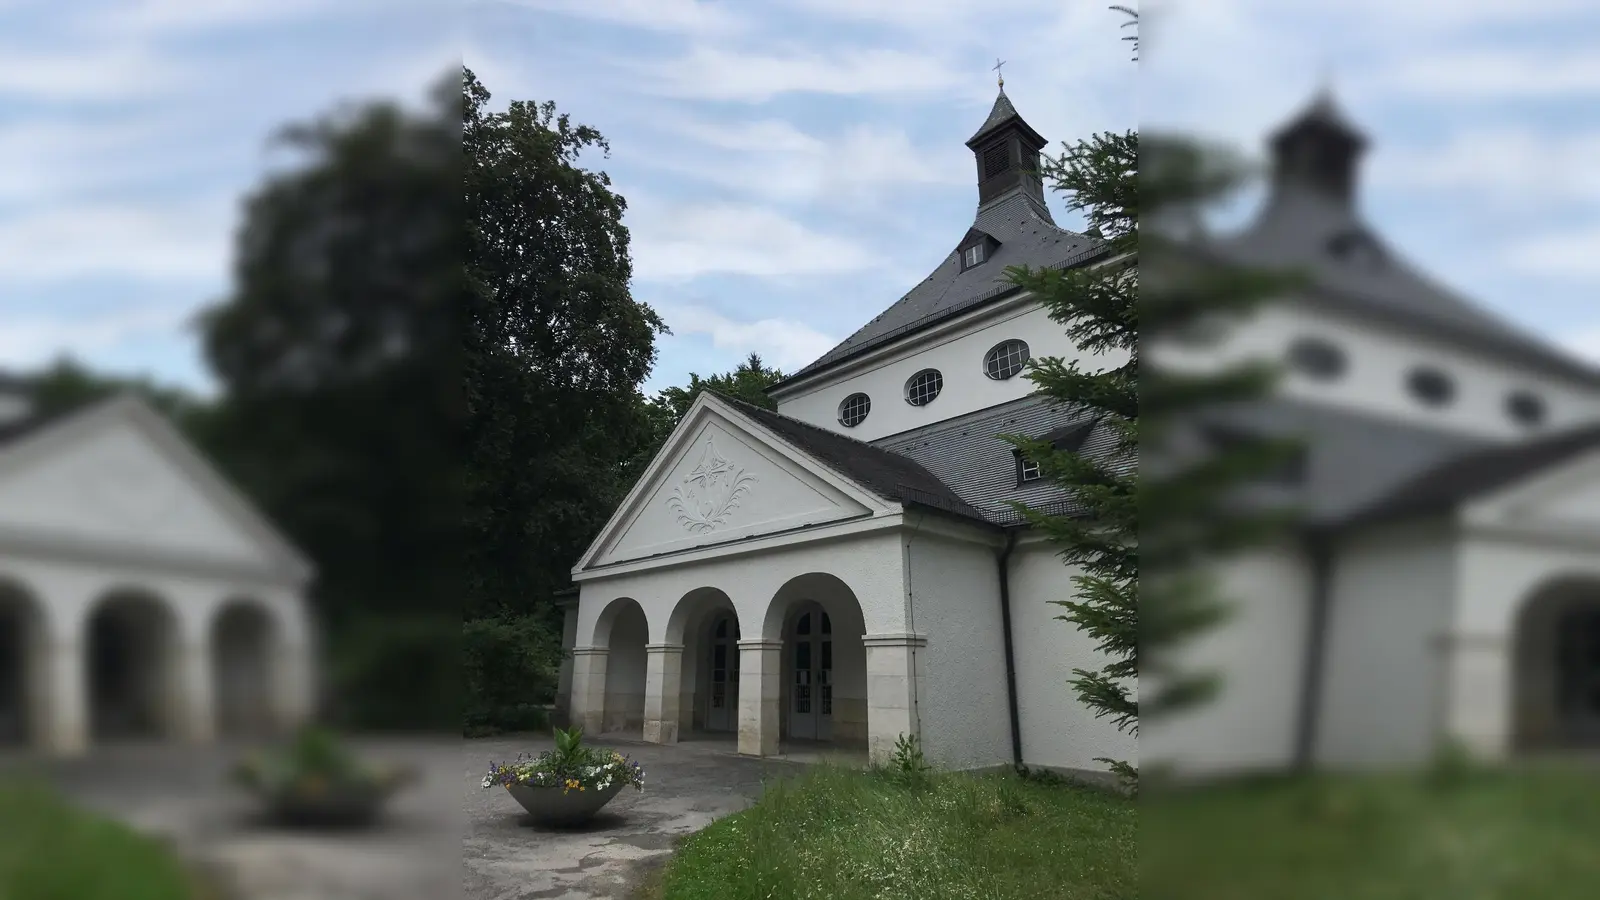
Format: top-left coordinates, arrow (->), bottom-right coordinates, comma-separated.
1294,528 -> 1335,771
997,527 -> 1024,768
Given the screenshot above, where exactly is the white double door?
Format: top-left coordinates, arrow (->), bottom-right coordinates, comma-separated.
787,602 -> 833,741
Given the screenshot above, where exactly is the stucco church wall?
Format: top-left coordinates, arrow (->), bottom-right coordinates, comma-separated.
904,528 -> 1011,770
1009,540 -> 1137,774
774,302 -> 1127,443
1141,544 -> 1309,775
602,608 -> 648,733
1317,520 -> 1456,767
1449,533 -> 1600,756
1152,302 -> 1600,441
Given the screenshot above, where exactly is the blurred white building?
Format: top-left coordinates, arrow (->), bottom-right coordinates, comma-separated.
0,379 -> 316,756
1146,91 -> 1600,772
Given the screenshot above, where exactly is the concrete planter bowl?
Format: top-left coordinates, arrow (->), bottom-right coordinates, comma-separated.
257,779 -> 400,829
505,781 -> 626,826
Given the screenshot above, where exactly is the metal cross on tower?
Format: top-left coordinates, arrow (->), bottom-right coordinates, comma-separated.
993,58 -> 1006,89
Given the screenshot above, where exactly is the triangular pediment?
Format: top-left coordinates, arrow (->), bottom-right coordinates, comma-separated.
0,395 -> 312,581
1466,446 -> 1600,538
579,395 -> 885,570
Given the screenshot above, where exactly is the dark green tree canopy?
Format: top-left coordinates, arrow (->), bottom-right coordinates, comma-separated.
463,67 -> 666,619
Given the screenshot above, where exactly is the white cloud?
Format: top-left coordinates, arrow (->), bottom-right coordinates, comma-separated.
656,117 -> 965,207
1371,128 -> 1600,207
1559,324 -> 1600,365
79,0 -> 358,36
1505,228 -> 1600,280
1380,50 -> 1600,99
485,0 -> 743,36
661,304 -> 837,371
629,201 -> 874,282
0,199 -> 232,283
0,45 -> 181,100
635,46 -> 964,102
0,303 -> 195,369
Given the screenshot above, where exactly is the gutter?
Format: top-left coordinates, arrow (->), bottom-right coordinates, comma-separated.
1293,527 -> 1335,770
997,527 -> 1024,767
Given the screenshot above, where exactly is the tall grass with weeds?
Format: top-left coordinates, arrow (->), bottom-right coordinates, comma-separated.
651,760 -> 1134,900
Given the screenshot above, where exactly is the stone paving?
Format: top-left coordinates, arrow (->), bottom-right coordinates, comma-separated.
3,733 -> 838,900
462,734 -> 802,900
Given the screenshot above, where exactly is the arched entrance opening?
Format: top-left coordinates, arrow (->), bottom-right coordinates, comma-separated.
1513,577 -> 1600,752
593,598 -> 648,738
665,587 -> 740,737
0,578 -> 46,748
211,600 -> 280,739
87,589 -> 180,743
764,573 -> 867,747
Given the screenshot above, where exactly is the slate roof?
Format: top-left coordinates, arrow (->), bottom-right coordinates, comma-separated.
967,88 -> 1036,147
1212,94 -> 1600,388
1341,421 -> 1600,526
722,397 -> 994,525
873,395 -> 1122,525
771,89 -> 1108,392
776,192 -> 1107,388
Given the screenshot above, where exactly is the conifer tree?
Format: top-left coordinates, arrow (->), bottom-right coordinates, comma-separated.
1003,5 -> 1301,789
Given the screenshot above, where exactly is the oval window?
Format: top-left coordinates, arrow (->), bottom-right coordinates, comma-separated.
1287,336 -> 1347,381
983,339 -> 1031,380
904,369 -> 944,407
1506,391 -> 1546,427
837,392 -> 871,428
1407,366 -> 1456,407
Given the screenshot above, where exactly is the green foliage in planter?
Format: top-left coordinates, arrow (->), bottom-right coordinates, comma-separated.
481,727 -> 646,794
232,726 -> 413,801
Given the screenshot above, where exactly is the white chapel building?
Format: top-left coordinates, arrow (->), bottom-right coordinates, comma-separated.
560,88 -> 1134,774
0,382 -> 316,757
562,86 -> 1600,777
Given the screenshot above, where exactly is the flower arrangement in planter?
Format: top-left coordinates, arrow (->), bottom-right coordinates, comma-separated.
231,726 -> 415,828
482,727 -> 645,826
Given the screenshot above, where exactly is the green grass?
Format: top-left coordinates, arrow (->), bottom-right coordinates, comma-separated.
0,779 -> 202,900
644,764 -> 1135,900
1141,762 -> 1600,899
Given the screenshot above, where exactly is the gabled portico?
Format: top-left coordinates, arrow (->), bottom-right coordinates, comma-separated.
568,393 -> 984,763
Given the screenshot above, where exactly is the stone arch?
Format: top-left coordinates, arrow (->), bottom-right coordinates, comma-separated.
210,598 -> 281,739
83,587 -> 183,742
1511,574 -> 1600,752
666,587 -> 739,735
764,573 -> 869,745
592,597 -> 648,736
0,575 -> 49,748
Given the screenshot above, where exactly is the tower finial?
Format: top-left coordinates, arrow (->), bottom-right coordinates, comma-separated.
993,57 -> 1006,90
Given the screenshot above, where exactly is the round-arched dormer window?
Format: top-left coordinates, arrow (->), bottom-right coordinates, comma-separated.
1506,390 -> 1546,428
1287,336 -> 1347,381
905,369 -> 944,407
1407,366 -> 1456,407
983,339 -> 1031,380
837,392 -> 871,428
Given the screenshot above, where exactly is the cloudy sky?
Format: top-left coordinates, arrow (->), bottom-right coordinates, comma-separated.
2,1 -> 1597,396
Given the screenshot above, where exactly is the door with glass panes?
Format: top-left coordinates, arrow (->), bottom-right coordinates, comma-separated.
705,614 -> 739,732
1558,606 -> 1600,742
787,603 -> 833,740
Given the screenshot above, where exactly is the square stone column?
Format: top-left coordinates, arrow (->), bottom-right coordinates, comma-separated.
862,633 -> 928,764
554,601 -> 579,728
41,641 -> 87,757
568,647 -> 608,736
737,640 -> 782,757
643,643 -> 684,744
1440,632 -> 1511,759
177,641 -> 215,744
